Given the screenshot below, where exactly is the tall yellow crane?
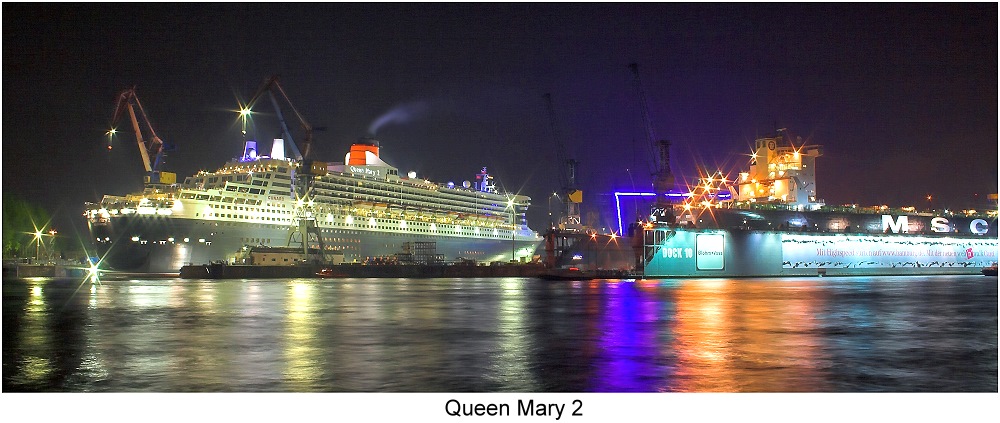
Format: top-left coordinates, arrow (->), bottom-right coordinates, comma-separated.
109,88 -> 176,187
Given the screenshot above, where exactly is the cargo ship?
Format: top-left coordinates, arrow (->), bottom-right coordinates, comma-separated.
85,137 -> 542,273
549,130 -> 998,277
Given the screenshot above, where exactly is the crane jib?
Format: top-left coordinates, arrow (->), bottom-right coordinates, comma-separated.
110,88 -> 172,185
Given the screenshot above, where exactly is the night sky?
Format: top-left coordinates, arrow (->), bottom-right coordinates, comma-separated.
3,3 -> 997,235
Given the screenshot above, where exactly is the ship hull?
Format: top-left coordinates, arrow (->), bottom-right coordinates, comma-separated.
639,228 -> 998,278
88,214 -> 540,273
549,207 -> 999,277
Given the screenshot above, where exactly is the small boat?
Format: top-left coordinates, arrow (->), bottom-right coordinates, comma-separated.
983,263 -> 998,276
315,268 -> 343,278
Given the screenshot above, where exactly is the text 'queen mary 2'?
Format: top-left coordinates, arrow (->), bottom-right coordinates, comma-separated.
85,137 -> 542,273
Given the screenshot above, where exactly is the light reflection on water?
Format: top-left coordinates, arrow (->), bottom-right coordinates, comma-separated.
2,275 -> 996,392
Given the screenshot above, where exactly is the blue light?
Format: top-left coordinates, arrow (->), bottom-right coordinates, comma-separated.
241,141 -> 260,162
613,191 -> 690,234
614,192 -> 655,235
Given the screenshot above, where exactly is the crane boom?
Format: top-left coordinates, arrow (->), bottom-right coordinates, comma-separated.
629,63 -> 662,173
110,88 -> 175,185
245,75 -> 312,160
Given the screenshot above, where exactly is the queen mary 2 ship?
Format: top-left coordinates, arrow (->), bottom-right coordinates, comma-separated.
85,137 -> 542,273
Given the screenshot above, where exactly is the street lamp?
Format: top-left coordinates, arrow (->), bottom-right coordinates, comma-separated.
33,230 -> 43,262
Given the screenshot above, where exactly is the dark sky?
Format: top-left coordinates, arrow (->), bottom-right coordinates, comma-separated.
3,3 -> 997,234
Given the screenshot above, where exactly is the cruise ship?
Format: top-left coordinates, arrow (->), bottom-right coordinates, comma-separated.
85,137 -> 542,273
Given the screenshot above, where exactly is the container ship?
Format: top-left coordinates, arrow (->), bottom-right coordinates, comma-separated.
548,130 -> 998,277
85,137 -> 542,273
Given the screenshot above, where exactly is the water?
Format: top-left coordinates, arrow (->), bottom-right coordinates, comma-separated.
3,275 -> 996,392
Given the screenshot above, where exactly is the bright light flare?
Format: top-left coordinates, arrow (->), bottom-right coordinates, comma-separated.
233,100 -> 254,135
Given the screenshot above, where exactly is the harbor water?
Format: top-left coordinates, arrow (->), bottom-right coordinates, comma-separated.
3,275 -> 996,392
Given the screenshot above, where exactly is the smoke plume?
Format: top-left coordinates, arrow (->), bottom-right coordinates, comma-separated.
368,101 -> 429,135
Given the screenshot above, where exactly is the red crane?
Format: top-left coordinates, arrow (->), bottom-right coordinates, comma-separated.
109,88 -> 175,186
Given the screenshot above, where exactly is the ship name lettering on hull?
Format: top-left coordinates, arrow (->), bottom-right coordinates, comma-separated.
883,215 -> 989,235
349,166 -> 381,178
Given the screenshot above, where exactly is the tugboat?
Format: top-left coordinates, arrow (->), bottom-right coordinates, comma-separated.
315,268 -> 343,278
983,263 -> 998,277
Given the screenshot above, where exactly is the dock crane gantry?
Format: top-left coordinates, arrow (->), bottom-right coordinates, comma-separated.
109,88 -> 176,187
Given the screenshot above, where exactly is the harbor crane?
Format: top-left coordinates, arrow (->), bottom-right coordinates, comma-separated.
542,93 -> 599,270
109,88 -> 176,187
543,93 -> 583,232
629,63 -> 675,225
243,75 -> 326,259
243,75 -> 314,160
